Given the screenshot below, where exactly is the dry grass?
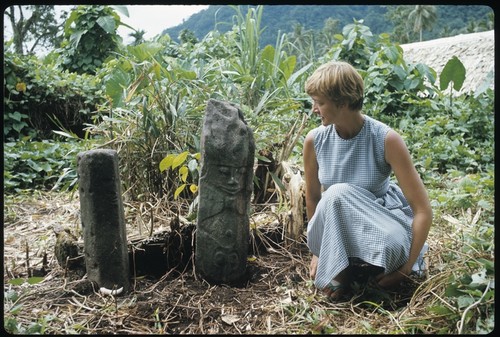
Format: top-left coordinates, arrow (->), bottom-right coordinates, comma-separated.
3,190 -> 465,334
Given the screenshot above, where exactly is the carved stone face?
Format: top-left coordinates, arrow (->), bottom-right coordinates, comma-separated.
196,99 -> 254,284
206,164 -> 247,195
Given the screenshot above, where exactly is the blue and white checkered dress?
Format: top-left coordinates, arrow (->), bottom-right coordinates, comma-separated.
307,115 -> 424,289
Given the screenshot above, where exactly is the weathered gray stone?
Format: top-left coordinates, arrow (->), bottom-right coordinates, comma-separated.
196,99 -> 255,284
77,149 -> 130,293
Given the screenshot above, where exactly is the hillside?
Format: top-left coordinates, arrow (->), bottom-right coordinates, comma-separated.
163,5 -> 493,46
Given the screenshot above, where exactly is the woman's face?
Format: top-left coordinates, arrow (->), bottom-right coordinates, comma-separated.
310,94 -> 338,126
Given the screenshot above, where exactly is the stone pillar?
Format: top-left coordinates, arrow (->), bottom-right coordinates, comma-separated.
196,99 -> 255,284
77,149 -> 130,293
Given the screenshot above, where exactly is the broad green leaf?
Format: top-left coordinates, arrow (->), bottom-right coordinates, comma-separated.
9,278 -> 25,286
38,162 -> 52,173
428,305 -> 454,315
96,16 -> 116,34
260,45 -> 274,65
127,42 -> 163,62
177,68 -> 197,80
159,154 -> 176,172
404,77 -> 420,90
174,184 -> 186,199
69,30 -> 85,48
27,276 -> 44,285
172,151 -> 189,170
9,112 -> 24,122
13,121 -> 27,133
179,166 -> 189,182
384,45 -> 401,63
392,64 -> 407,80
415,63 -> 437,83
110,5 -> 129,17
280,55 -> 296,81
152,62 -> 161,80
189,184 -> 198,193
440,56 -> 466,91
105,68 -> 130,108
64,10 -> 79,34
388,78 -> 404,91
476,258 -> 494,273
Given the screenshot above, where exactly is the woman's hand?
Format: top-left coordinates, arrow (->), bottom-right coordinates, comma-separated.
376,265 -> 412,288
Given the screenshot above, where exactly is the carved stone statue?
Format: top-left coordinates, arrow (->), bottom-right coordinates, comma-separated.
195,99 -> 255,284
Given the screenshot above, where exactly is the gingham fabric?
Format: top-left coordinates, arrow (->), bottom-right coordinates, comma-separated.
307,115 -> 420,290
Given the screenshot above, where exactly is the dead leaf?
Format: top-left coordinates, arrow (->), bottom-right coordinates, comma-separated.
221,314 -> 240,325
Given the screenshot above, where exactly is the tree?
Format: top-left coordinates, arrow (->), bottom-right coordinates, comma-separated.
179,28 -> 198,45
384,5 -> 413,43
58,5 -> 127,74
129,29 -> 146,46
285,23 -> 315,65
409,5 -> 437,42
4,5 -> 68,55
319,17 -> 340,53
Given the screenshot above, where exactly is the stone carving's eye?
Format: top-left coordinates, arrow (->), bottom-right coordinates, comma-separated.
219,166 -> 230,175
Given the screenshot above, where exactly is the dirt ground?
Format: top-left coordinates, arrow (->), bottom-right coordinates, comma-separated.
3,191 -> 424,334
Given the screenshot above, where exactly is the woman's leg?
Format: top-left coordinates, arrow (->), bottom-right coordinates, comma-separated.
311,254 -> 351,300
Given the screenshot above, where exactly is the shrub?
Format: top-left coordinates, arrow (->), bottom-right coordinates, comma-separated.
3,51 -> 104,140
3,139 -> 89,193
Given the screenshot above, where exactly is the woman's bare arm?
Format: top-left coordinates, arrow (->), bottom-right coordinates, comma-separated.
378,130 -> 433,286
303,129 -> 322,279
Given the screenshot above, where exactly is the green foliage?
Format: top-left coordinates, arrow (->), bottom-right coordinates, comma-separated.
426,198 -> 494,334
397,90 -> 494,175
159,151 -> 200,200
4,280 -> 56,334
179,29 -> 198,45
408,5 -> 438,41
440,55 -> 466,91
3,50 -> 104,140
58,5 -> 125,74
3,8 -> 494,334
3,139 -> 89,193
86,41 -> 210,202
83,5 -> 312,203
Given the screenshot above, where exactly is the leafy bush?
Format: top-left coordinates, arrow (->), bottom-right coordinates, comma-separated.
3,51 -> 104,140
57,5 -> 123,75
3,139 -> 89,192
397,90 -> 494,174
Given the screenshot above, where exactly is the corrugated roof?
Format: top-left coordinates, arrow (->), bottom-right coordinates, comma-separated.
400,30 -> 494,94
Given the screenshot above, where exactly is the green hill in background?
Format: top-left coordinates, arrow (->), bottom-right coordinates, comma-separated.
163,5 -> 493,46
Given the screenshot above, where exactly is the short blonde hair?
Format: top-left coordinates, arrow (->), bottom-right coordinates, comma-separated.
305,61 -> 364,111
